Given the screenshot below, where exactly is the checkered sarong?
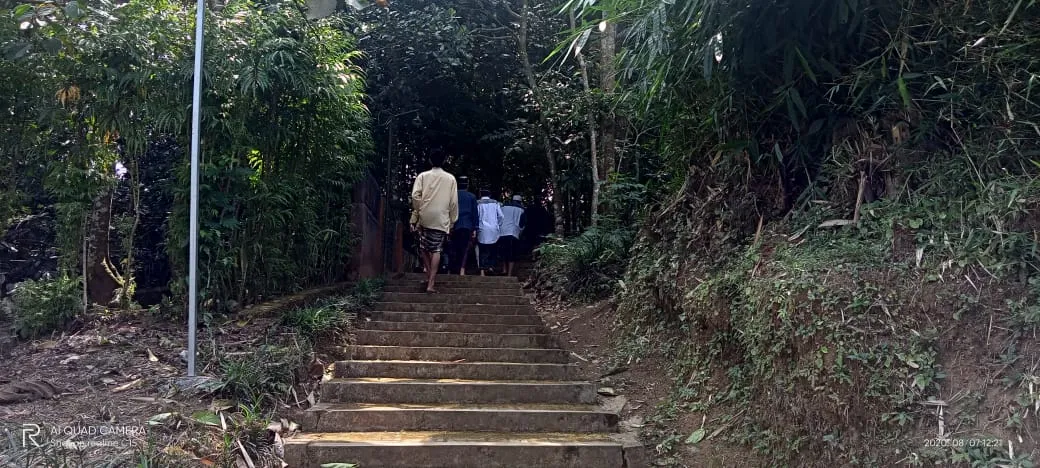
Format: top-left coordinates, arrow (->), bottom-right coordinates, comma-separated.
418,227 -> 448,253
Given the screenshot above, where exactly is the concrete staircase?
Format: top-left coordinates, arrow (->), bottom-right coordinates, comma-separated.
284,273 -> 646,468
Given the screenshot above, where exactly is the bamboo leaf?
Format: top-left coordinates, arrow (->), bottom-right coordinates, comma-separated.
794,47 -> 817,84
808,119 -> 824,135
686,428 -> 706,444
897,75 -> 912,109
1000,0 -> 1024,35
790,88 -> 807,118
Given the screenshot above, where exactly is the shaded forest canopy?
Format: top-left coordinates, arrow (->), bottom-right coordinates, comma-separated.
2,0 -> 1040,465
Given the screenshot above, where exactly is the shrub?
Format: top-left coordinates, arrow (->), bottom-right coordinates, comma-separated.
218,344 -> 305,406
10,276 -> 82,339
351,277 -> 386,307
537,226 -> 633,299
281,278 -> 385,339
536,179 -> 647,299
222,281 -> 384,405
282,300 -> 353,339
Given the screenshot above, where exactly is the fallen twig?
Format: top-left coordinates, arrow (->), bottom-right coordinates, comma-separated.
237,438 -> 256,468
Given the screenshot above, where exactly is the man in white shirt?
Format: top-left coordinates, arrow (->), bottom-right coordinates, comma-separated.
475,189 -> 503,276
498,194 -> 527,276
410,150 -> 458,293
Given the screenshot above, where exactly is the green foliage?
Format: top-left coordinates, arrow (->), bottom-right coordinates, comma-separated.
573,0 -> 1040,200
358,1 -> 527,199
615,159 -> 1040,463
162,3 -> 371,308
351,277 -> 386,307
283,280 -> 383,337
283,298 -> 354,338
1,0 -> 372,308
218,343 -> 304,406
536,178 -> 646,298
222,282 -> 382,405
10,276 -> 82,339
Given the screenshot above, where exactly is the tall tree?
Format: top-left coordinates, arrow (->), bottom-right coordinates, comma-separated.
517,0 -> 566,235
599,12 -> 616,182
569,7 -> 601,226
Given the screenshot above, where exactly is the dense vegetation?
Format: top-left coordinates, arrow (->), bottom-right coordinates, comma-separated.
538,0 -> 1040,465
1,0 -> 371,329
3,0 -> 1040,465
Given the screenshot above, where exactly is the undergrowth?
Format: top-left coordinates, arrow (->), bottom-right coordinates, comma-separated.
0,279 -> 383,468
218,278 -> 383,406
536,178 -> 647,300
611,154 -> 1040,466
9,275 -> 82,339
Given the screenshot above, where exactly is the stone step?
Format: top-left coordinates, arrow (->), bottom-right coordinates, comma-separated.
381,284 -> 522,295
343,345 -> 572,364
354,330 -> 555,348
283,431 -> 626,468
395,273 -> 519,285
374,302 -> 534,314
361,320 -> 545,334
322,378 -> 597,404
369,311 -> 543,325
335,360 -> 577,381
381,292 -> 529,305
300,403 -> 620,433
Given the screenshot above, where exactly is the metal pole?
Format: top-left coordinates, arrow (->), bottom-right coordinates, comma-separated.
187,0 -> 205,377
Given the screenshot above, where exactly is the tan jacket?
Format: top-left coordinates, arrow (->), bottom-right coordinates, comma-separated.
411,168 -> 458,233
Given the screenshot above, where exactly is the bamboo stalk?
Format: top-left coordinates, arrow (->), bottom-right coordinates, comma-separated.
753,215 -> 764,246
854,171 -> 867,225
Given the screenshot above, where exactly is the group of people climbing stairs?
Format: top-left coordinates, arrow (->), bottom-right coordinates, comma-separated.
281,152 -> 646,466
402,149 -> 552,291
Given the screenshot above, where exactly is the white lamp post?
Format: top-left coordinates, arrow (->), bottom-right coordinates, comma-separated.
186,0 -> 204,377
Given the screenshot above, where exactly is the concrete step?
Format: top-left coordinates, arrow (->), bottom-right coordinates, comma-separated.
381,292 -> 529,305
335,360 -> 577,381
283,431 -> 626,468
360,320 -> 545,334
343,345 -> 572,364
354,330 -> 555,348
381,284 -> 522,295
395,273 -> 519,285
322,378 -> 597,404
374,302 -> 534,314
301,403 -> 620,433
369,311 -> 543,325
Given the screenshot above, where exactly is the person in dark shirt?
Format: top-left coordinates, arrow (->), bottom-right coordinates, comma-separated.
448,176 -> 479,275
522,199 -> 552,256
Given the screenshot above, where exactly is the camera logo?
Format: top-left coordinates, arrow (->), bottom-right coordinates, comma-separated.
21,423 -> 41,447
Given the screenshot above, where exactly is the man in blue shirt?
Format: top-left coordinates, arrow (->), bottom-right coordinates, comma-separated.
448,176 -> 479,276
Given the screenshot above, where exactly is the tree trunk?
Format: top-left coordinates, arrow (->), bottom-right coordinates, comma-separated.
121,156 -> 141,306
85,187 -> 120,305
599,12 -> 617,180
518,0 -> 565,236
570,9 -> 600,227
